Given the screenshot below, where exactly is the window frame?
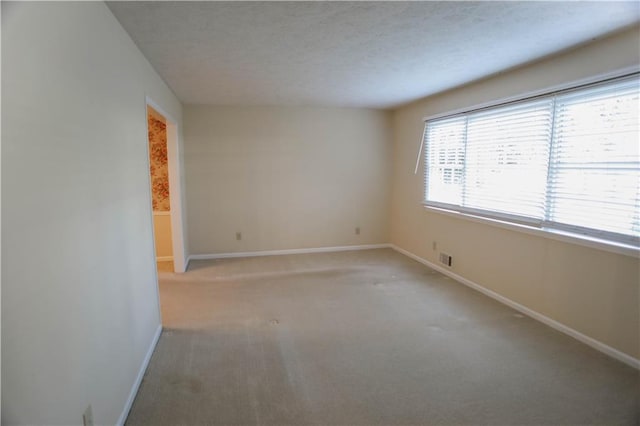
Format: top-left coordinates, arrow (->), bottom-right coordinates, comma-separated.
422,71 -> 640,251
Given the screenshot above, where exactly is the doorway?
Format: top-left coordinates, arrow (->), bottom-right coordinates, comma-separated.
146,98 -> 186,273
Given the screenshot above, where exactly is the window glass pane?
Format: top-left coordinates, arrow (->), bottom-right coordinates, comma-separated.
423,75 -> 640,245
549,79 -> 640,239
464,100 -> 552,219
425,117 -> 466,206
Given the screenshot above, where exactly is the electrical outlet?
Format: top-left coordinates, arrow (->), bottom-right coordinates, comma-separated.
83,404 -> 94,426
432,241 -> 437,251
355,227 -> 360,235
236,232 -> 242,241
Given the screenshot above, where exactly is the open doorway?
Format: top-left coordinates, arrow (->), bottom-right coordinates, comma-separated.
146,98 -> 186,273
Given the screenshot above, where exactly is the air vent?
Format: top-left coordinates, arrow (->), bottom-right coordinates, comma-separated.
439,253 -> 452,267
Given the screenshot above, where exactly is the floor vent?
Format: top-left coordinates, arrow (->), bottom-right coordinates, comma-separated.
439,253 -> 452,267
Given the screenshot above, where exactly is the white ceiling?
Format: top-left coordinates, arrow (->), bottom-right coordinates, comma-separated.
107,1 -> 640,109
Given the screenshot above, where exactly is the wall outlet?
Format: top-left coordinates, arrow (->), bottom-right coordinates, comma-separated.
432,241 -> 437,251
355,227 -> 360,235
236,232 -> 242,241
83,404 -> 94,426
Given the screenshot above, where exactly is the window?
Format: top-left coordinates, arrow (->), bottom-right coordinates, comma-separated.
424,75 -> 639,246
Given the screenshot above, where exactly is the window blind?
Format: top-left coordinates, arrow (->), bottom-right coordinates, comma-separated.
546,78 -> 640,243
423,74 -> 640,246
425,117 -> 466,206
464,100 -> 553,221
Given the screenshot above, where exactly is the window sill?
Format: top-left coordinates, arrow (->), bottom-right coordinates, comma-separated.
422,204 -> 639,258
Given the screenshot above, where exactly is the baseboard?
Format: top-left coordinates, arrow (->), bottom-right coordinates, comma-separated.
188,243 -> 391,262
117,324 -> 162,426
389,244 -> 640,370
156,256 -> 173,262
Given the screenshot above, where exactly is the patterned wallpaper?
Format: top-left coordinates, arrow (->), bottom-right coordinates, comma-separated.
148,114 -> 171,211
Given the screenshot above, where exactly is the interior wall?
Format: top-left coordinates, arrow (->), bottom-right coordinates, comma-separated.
390,26 -> 640,360
153,214 -> 174,259
147,111 -> 174,261
184,106 -> 392,255
147,112 -> 171,212
2,2 -> 184,424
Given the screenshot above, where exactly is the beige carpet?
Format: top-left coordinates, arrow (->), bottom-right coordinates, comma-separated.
126,249 -> 639,425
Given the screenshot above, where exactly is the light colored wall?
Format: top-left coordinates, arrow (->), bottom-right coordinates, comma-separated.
2,2 -> 184,424
153,214 -> 174,258
185,106 -> 392,254
390,26 -> 640,360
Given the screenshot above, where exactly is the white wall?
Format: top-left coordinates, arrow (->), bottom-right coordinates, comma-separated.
185,106 -> 392,255
2,2 -> 184,424
390,26 -> 640,360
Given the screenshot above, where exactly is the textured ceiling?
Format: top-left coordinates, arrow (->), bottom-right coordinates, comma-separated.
107,1 -> 640,109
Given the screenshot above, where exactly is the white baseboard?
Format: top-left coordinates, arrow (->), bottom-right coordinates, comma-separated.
156,256 -> 173,262
188,243 -> 391,262
117,324 -> 162,426
389,244 -> 640,370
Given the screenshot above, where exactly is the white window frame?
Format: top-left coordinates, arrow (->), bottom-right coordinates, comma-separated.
421,71 -> 640,255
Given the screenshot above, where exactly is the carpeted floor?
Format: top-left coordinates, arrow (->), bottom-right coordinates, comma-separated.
126,248 -> 639,425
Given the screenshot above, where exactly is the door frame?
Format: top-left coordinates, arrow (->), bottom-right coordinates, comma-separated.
145,96 -> 187,273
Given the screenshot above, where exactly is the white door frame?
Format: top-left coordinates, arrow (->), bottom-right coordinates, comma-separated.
145,96 -> 187,273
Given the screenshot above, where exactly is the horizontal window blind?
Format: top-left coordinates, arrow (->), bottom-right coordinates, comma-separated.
464,100 -> 553,221
547,78 -> 639,243
425,117 -> 465,206
423,74 -> 640,246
